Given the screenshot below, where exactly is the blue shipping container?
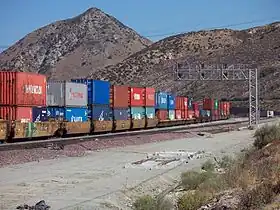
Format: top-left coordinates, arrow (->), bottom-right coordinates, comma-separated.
130,107 -> 145,120
47,107 -> 65,119
113,108 -> 130,120
90,105 -> 112,121
199,109 -> 211,117
146,107 -> 155,119
155,92 -> 168,109
47,107 -> 88,122
32,107 -> 48,122
65,107 -> 88,122
71,79 -> 110,105
167,94 -> 176,110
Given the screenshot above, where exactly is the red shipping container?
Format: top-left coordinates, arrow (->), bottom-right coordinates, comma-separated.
192,102 -> 199,112
203,98 -> 213,110
0,71 -> 46,106
110,85 -> 129,108
175,110 -> 182,119
175,97 -> 184,110
181,110 -> 187,119
128,87 -> 145,106
226,102 -> 230,116
145,87 -> 155,107
0,106 -> 32,122
156,110 -> 168,120
183,97 -> 188,110
187,110 -> 195,119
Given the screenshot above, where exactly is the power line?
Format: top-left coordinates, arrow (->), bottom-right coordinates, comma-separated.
144,17 -> 280,38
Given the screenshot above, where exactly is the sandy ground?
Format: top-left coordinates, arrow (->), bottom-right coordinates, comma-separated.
0,119 -> 278,210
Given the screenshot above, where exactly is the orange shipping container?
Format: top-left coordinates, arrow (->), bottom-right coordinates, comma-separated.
145,87 -> 155,106
110,85 -> 129,108
128,87 -> 145,106
175,110 -> 182,119
0,106 -> 32,122
175,97 -> 184,110
0,71 -> 46,106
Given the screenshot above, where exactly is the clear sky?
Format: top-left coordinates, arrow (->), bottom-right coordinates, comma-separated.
0,0 -> 280,50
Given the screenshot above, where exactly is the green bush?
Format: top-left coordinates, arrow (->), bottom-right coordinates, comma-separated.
133,195 -> 157,210
181,171 -> 215,190
253,123 -> 280,149
177,191 -> 210,210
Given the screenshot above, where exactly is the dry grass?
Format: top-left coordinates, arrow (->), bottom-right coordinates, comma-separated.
133,123 -> 280,210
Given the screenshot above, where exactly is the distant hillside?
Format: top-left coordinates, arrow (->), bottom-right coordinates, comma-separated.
0,7 -> 152,79
90,22 -> 280,110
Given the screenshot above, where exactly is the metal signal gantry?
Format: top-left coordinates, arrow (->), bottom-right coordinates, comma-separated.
173,63 -> 259,127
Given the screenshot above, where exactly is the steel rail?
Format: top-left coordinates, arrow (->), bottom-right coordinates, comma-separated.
0,117 -> 274,151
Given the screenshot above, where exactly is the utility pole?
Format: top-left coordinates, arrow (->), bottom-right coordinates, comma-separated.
174,63 -> 259,128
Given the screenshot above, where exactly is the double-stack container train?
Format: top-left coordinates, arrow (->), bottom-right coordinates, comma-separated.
0,71 -> 231,143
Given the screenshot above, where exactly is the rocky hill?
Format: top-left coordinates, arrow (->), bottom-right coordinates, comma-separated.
91,22 -> 280,110
0,8 -> 152,79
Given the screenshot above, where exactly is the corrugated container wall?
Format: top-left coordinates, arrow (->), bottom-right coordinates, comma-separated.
113,108 -> 130,120
47,81 -> 87,107
47,107 -> 65,120
167,94 -> 176,110
71,79 -> 110,105
90,105 -> 112,121
145,88 -> 155,107
183,97 -> 188,110
146,107 -> 155,119
156,110 -> 168,121
130,107 -> 145,119
0,71 -> 46,106
32,107 -> 48,122
129,87 -> 145,107
175,97 -> 184,110
0,106 -> 32,122
155,92 -> 168,109
111,85 -> 129,108
175,110 -> 182,119
65,107 -> 88,122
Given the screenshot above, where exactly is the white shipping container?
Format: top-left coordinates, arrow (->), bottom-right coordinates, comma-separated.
47,81 -> 87,107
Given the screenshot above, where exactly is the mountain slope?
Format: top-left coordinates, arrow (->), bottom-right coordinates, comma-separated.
0,8 -> 152,79
90,22 -> 280,110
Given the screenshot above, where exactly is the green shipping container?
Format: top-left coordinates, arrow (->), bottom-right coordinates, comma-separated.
214,99 -> 219,110
130,107 -> 145,120
146,107 -> 155,119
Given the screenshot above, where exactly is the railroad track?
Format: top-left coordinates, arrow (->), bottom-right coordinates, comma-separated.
0,117 -> 276,151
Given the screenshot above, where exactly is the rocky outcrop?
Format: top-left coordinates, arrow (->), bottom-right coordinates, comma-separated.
0,8 -> 152,80
91,22 -> 280,110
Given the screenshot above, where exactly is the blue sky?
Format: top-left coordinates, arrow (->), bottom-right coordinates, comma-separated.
0,0 -> 280,50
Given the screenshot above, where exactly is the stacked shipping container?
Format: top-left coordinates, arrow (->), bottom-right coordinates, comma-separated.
175,96 -> 188,120
71,79 -> 112,132
0,72 -> 47,122
47,81 -> 88,122
155,92 -> 168,121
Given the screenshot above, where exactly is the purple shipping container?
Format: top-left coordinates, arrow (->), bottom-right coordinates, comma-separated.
32,107 -> 48,122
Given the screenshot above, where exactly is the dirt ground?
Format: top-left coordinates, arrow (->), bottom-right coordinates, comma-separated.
0,119 -> 278,210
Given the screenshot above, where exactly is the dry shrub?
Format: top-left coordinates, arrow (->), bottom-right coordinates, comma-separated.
133,195 -> 157,210
253,123 -> 280,149
181,171 -> 215,190
177,191 -> 211,210
238,182 -> 276,210
201,159 -> 215,172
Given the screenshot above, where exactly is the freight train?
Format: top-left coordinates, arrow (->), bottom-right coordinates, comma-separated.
0,71 -> 230,143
